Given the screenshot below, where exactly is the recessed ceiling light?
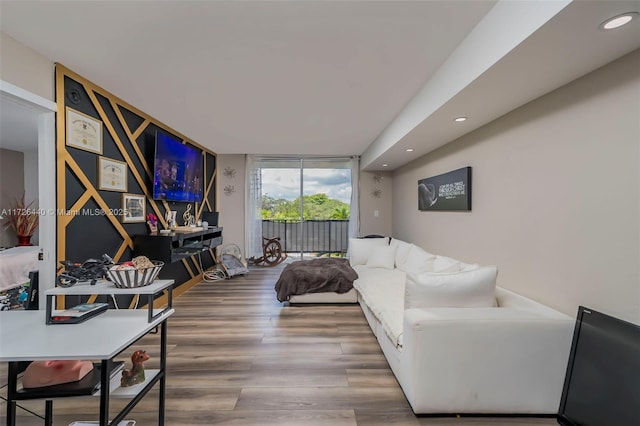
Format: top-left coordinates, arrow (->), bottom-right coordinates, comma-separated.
382,164 -> 388,167
600,12 -> 638,30
454,116 -> 467,122
406,148 -> 414,152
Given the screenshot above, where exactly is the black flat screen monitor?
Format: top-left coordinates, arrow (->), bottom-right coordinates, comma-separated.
153,131 -> 203,202
557,306 -> 640,426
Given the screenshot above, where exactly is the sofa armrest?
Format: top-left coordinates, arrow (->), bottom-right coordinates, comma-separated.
400,307 -> 574,414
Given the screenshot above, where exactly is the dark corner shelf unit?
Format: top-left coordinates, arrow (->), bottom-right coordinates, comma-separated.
133,227 -> 223,263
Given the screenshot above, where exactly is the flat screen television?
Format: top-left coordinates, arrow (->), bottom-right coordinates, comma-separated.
557,306 -> 640,426
153,131 -> 203,202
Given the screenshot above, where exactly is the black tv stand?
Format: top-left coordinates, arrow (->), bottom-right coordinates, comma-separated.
133,227 -> 223,263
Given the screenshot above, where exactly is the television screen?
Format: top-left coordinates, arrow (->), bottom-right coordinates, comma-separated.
558,306 -> 640,426
153,131 -> 203,202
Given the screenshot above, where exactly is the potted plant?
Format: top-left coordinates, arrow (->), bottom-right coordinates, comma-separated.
2,194 -> 39,246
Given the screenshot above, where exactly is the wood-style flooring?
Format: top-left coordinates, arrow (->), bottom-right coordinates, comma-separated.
1,264 -> 556,425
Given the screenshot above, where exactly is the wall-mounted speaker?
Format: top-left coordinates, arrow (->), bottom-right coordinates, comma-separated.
66,87 -> 82,105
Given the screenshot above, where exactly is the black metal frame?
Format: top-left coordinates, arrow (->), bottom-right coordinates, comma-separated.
5,319 -> 169,426
45,285 -> 173,325
262,219 -> 349,255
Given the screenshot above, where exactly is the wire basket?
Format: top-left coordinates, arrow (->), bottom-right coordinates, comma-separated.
107,261 -> 164,288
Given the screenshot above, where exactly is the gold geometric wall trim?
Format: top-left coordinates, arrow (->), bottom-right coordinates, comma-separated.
55,64 -> 218,293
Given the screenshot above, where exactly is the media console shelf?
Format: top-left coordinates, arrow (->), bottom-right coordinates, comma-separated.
133,226 -> 223,263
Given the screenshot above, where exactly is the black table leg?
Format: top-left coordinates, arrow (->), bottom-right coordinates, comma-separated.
44,400 -> 53,426
99,359 -> 110,426
159,320 -> 167,425
7,362 -> 18,426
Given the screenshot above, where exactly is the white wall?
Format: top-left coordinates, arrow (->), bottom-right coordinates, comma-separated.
0,148 -> 24,247
392,50 -> 640,324
0,32 -> 54,101
23,149 -> 39,245
359,170 -> 392,237
217,154 -> 246,257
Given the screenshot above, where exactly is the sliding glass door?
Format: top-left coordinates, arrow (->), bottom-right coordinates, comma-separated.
259,157 -> 352,259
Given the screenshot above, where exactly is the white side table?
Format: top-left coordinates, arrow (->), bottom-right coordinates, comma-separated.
1,308 -> 174,426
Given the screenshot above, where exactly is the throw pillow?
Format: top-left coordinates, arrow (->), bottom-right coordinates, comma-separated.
401,244 -> 436,275
460,262 -> 480,272
348,237 -> 389,266
405,266 -> 498,309
432,256 -> 461,273
390,238 -> 413,269
365,244 -> 397,270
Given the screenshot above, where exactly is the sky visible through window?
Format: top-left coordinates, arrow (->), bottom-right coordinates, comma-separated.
262,168 -> 351,203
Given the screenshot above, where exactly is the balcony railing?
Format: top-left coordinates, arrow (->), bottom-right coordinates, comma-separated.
262,219 -> 349,255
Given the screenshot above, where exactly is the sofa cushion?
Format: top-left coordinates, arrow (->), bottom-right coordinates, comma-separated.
390,238 -> 413,269
353,265 -> 406,347
401,244 -> 436,275
366,244 -> 397,270
348,237 -> 389,266
460,262 -> 480,272
353,265 -> 406,291
432,256 -> 462,273
405,266 -> 498,309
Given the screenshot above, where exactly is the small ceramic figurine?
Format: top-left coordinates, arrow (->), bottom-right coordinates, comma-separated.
120,350 -> 150,387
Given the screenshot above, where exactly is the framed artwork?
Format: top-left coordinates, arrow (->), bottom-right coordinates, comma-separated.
98,157 -> 127,192
122,193 -> 146,223
66,107 -> 103,154
418,167 -> 472,211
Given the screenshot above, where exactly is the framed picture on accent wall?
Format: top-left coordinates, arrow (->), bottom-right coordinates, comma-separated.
418,167 -> 471,211
66,107 -> 103,154
98,157 -> 128,192
122,193 -> 146,223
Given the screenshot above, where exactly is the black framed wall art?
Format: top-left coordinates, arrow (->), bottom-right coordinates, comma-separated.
418,167 -> 471,211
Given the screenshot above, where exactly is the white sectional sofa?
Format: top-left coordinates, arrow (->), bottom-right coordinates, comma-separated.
348,237 -> 574,415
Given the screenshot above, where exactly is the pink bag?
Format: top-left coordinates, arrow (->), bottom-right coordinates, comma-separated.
22,360 -> 93,388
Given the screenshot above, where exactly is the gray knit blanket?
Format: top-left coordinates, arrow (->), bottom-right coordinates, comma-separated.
275,258 -> 358,302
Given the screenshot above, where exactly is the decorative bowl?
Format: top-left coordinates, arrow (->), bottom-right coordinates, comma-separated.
107,261 -> 164,288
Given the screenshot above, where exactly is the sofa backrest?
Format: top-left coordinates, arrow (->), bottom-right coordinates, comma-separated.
390,238 -> 479,275
495,287 -> 571,319
347,237 -> 390,266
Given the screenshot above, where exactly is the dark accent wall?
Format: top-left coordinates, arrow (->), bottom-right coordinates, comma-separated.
55,65 -> 217,305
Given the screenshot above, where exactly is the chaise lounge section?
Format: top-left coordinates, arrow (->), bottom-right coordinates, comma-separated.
349,237 -> 575,414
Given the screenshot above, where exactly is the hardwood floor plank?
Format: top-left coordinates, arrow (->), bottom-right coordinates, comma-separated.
168,342 -> 344,356
175,409 -> 358,426
341,342 -> 384,355
167,355 -> 255,372
250,354 -> 390,371
346,368 -> 399,387
235,386 -> 411,411
166,369 -> 348,388
261,335 -> 376,345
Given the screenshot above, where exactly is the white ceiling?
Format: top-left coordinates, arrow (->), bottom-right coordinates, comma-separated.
1,1 -> 639,170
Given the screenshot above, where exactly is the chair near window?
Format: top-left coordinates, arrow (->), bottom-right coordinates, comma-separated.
250,236 -> 286,267
261,236 -> 285,266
